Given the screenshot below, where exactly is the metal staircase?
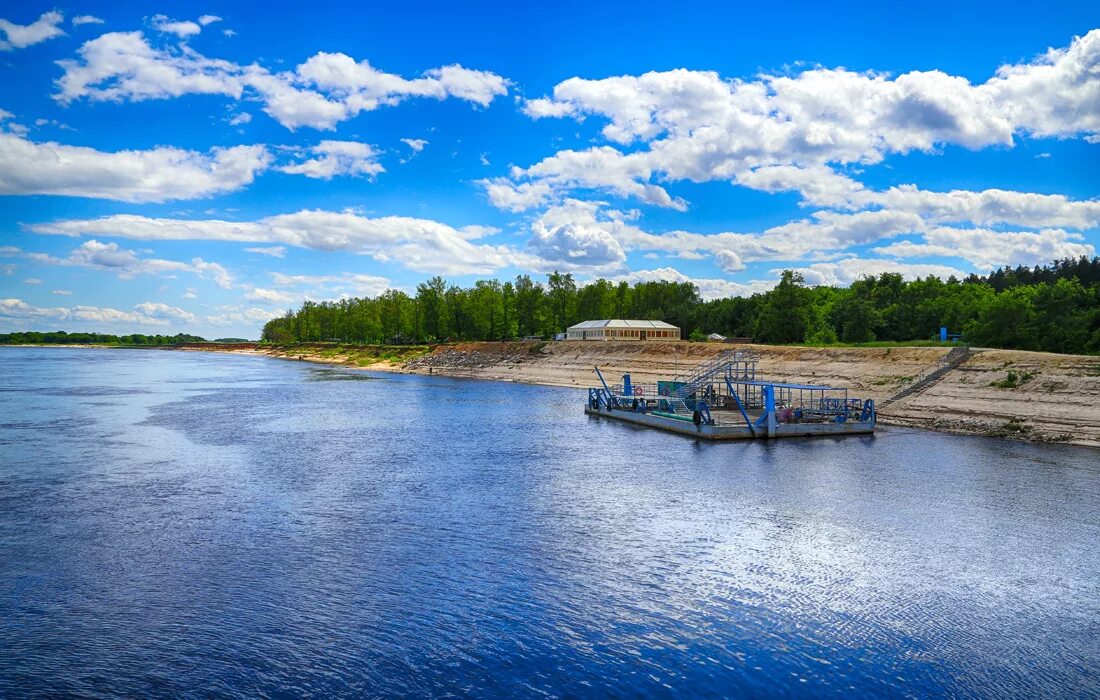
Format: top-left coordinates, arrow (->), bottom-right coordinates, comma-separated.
878,346 -> 971,409
661,349 -> 756,416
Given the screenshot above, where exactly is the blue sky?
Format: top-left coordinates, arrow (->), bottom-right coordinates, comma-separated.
1,1 -> 1098,338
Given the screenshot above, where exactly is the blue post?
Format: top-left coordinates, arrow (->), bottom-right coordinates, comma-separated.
764,384 -> 776,438
940,326 -> 948,342
725,377 -> 756,435
594,366 -> 613,407
622,373 -> 632,398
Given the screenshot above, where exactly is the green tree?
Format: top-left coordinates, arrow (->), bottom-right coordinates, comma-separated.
755,270 -> 811,343
546,271 -> 577,333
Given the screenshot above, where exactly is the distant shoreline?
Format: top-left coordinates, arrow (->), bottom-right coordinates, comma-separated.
8,342 -> 1099,448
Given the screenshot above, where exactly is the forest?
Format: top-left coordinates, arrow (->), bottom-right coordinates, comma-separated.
261,257 -> 1100,355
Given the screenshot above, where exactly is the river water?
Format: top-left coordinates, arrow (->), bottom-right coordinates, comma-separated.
0,347 -> 1097,698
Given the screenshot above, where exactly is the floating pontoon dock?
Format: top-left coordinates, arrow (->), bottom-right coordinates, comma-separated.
585,348 -> 875,440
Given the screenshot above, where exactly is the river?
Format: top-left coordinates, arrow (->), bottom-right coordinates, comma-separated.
1,347 -> 1097,698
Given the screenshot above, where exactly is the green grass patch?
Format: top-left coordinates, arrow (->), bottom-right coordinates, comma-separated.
990,369 -> 1037,389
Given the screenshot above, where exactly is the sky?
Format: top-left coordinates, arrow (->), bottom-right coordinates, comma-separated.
0,1 -> 1097,339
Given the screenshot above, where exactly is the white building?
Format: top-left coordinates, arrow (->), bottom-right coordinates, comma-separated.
565,319 -> 681,341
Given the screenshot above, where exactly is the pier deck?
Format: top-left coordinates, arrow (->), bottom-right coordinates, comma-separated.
585,404 -> 875,439
585,347 -> 876,441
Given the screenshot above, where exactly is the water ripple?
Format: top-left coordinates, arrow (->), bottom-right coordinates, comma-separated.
0,347 -> 1098,698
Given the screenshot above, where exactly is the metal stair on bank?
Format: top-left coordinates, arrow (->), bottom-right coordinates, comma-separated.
878,346 -> 971,409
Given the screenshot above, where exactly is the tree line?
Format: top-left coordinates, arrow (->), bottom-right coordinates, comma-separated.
261,257 -> 1100,355
0,331 -> 208,345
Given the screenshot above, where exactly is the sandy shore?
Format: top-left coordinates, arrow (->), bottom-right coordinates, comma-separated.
168,340 -> 1100,448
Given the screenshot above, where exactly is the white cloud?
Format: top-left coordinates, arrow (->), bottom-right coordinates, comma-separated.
197,15 -> 222,26
782,258 -> 970,286
244,287 -> 296,305
55,32 -> 509,130
0,297 -> 193,326
228,112 -> 251,125
481,178 -> 554,212
490,146 -> 686,211
733,165 -> 866,208
204,306 -> 279,327
0,11 -> 65,50
27,239 -> 235,288
244,245 -> 285,257
401,138 -> 428,152
23,277 -> 42,284
253,272 -> 394,303
528,199 -> 925,271
280,140 -> 383,179
874,226 -> 1095,269
270,272 -> 388,290
505,31 -> 1100,211
150,15 -> 201,38
52,289 -> 73,295
529,216 -> 626,271
134,301 -> 196,323
71,15 -> 104,27
0,129 -> 270,202
29,210 -> 543,276
854,186 -> 1100,230
597,267 -> 775,300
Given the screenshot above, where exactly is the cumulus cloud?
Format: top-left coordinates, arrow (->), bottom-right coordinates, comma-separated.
504,31 -> 1100,212
54,32 -> 509,130
401,138 -> 428,152
596,267 -> 775,300
244,287 -> 296,305
0,128 -> 270,202
0,297 -> 194,326
149,15 -> 202,38
874,226 -> 1095,269
244,245 -> 286,257
279,140 -> 383,179
782,258 -> 970,286
528,199 -> 925,271
28,210 -> 543,276
71,15 -> 104,27
204,306 -> 279,327
529,217 -> 626,271
268,271 -> 392,298
854,186 -> 1100,230
488,147 -> 685,211
0,11 -> 65,50
134,301 -> 196,323
24,239 -> 234,288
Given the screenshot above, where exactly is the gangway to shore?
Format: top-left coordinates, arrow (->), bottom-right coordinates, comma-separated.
586,348 -> 875,440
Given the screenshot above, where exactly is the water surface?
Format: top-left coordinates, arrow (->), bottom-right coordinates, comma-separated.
1,347 -> 1097,698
